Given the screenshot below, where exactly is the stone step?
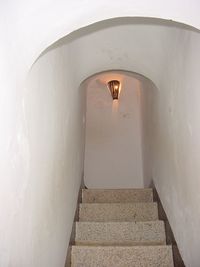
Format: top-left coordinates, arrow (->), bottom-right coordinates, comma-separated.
71,245 -> 174,267
79,203 -> 158,222
82,188 -> 153,203
75,221 -> 166,246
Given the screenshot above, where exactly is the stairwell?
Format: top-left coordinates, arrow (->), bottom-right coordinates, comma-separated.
71,189 -> 174,266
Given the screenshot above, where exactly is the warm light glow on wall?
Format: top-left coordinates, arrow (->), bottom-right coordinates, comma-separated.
107,80 -> 120,100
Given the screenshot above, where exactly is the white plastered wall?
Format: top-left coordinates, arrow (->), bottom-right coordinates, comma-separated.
13,42 -> 85,267
140,29 -> 200,267
0,2 -> 200,266
84,72 -> 143,188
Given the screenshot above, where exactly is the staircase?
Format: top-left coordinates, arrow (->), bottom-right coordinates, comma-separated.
71,188 -> 174,266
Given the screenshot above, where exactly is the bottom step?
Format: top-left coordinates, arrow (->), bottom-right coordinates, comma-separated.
71,245 -> 174,267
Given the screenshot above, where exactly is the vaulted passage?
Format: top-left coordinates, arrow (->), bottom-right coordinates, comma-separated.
1,13 -> 200,267
83,71 -> 144,189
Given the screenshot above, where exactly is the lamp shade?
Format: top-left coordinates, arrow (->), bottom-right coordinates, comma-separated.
107,80 -> 120,100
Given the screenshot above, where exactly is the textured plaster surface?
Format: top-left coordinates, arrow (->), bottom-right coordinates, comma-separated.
140,31 -> 200,266
8,41 -> 86,267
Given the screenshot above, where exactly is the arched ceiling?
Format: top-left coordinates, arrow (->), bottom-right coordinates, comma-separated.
0,0 -> 200,87
39,17 -> 199,91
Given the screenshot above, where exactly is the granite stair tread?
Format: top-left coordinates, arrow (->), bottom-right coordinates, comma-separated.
75,220 -> 166,246
71,245 -> 174,267
82,188 -> 153,203
79,202 -> 158,222
70,188 -> 174,266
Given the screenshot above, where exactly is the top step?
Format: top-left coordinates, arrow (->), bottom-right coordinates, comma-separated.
82,188 -> 153,203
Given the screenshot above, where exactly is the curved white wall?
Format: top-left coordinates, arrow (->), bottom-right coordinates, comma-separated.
84,71 -> 143,189
25,44 -> 86,266
0,38 -> 86,267
140,31 -> 200,267
0,4 -> 200,266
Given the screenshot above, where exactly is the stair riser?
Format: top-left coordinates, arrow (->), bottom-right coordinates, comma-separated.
75,241 -> 165,246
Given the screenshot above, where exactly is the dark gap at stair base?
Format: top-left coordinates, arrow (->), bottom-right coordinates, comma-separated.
152,184 -> 185,267
65,176 -> 86,267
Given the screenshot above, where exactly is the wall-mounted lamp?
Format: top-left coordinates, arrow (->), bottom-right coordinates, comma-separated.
107,80 -> 120,100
